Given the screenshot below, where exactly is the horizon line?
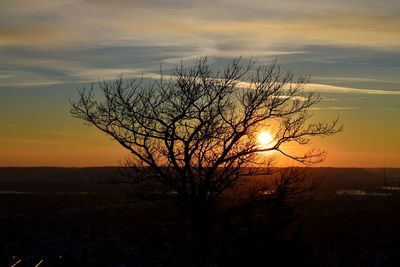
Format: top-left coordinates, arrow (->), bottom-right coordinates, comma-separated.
0,166 -> 399,169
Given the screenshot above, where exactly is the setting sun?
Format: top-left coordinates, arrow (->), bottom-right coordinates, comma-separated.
257,131 -> 273,146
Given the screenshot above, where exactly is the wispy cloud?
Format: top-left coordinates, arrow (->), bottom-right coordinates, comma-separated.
313,76 -> 400,84
310,106 -> 360,110
304,83 -> 400,95
321,98 -> 339,101
384,107 -> 400,111
232,79 -> 400,96
0,74 -> 14,79
1,0 -> 400,50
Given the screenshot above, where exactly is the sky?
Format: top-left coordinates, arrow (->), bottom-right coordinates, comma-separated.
0,0 -> 399,167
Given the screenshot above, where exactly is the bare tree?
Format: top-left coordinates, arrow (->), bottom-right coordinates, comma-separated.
71,57 -> 341,266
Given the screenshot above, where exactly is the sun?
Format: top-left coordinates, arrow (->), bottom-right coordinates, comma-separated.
257,131 -> 273,146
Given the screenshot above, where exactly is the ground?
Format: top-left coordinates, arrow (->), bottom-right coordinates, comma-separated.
0,167 -> 399,266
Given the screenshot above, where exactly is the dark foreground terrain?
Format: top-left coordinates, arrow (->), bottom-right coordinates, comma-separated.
0,167 -> 399,266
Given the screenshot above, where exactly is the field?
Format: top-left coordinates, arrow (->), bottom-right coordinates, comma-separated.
0,167 -> 400,266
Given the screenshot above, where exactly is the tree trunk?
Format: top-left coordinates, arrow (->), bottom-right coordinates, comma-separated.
192,206 -> 209,267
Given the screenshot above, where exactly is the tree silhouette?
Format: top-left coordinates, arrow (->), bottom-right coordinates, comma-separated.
71,57 -> 341,266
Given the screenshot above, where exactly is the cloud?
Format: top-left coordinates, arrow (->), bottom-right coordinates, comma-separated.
310,106 -> 360,110
313,76 -> 400,84
0,45 -> 203,87
2,43 -> 400,99
304,83 -> 400,95
0,74 -> 14,79
0,25 -> 77,47
1,0 -> 400,50
1,2 -> 400,96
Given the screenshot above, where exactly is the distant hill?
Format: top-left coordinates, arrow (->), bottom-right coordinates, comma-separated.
0,167 -> 119,181
311,168 -> 386,188
0,167 -> 123,192
0,167 -> 399,193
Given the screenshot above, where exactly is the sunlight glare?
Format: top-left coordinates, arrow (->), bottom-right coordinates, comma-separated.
257,131 -> 273,146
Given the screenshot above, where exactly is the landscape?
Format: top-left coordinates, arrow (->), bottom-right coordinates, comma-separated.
1,167 -> 400,266
1,0 -> 400,266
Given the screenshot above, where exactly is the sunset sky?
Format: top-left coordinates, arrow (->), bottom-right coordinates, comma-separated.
0,0 -> 399,167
